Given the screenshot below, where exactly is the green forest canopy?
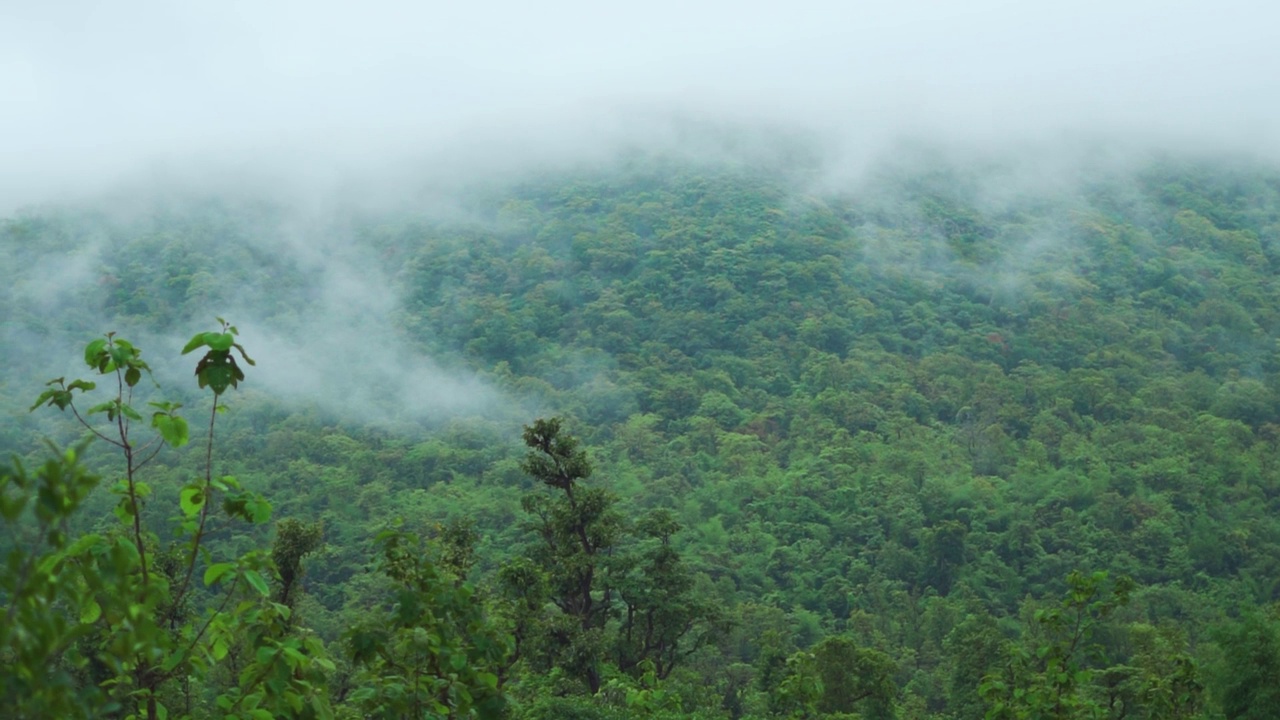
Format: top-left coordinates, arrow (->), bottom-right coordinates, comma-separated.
4,149 -> 1280,718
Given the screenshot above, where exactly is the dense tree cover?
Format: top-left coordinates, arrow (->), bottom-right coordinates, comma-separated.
5,149 -> 1280,717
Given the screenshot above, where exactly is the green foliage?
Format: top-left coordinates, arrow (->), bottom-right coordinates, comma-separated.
343,528 -> 509,719
0,444 -> 104,718
1209,611 -> 1280,720
810,636 -> 896,718
769,650 -> 824,719
272,517 -> 325,608
1118,624 -> 1204,720
521,417 -> 594,491
615,509 -> 725,680
8,153 -> 1280,718
6,327 -> 333,720
182,319 -> 256,395
507,417 -> 624,694
506,418 -> 722,700
979,571 -> 1136,720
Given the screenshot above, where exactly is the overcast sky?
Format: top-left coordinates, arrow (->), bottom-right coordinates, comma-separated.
3,0 -> 1279,205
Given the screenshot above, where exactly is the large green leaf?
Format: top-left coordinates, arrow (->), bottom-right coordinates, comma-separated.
79,599 -> 101,624
203,562 -> 235,587
83,338 -> 107,367
181,333 -> 207,354
204,332 -> 235,352
244,568 -> 270,596
152,413 -> 190,448
179,486 -> 205,518
195,351 -> 242,395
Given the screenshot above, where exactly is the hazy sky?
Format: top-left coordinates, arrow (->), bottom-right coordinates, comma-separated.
3,0 -> 1279,204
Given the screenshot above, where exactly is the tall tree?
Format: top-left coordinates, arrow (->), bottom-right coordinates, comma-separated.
511,417 -> 624,694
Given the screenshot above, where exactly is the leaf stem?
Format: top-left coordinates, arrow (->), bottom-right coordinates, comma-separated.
174,394 -> 220,611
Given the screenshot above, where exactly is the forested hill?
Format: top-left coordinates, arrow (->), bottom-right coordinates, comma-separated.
4,151 -> 1280,718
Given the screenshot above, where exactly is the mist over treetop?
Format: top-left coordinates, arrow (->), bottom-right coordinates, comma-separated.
4,0 -> 1279,210
6,144 -> 1278,444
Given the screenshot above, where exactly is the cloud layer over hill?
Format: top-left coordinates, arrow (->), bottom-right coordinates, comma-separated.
3,0 -> 1278,208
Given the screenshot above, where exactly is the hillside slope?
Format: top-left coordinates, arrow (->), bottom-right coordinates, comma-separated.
5,152 -> 1280,717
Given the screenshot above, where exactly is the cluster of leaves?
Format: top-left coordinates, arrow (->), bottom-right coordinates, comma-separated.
6,329 -> 337,719
3,330 -> 511,720
345,528 -> 508,719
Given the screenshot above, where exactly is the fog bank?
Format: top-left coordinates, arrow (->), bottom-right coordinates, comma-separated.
4,1 -> 1278,209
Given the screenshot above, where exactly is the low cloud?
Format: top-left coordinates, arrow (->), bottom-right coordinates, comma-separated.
3,0 -> 1278,210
